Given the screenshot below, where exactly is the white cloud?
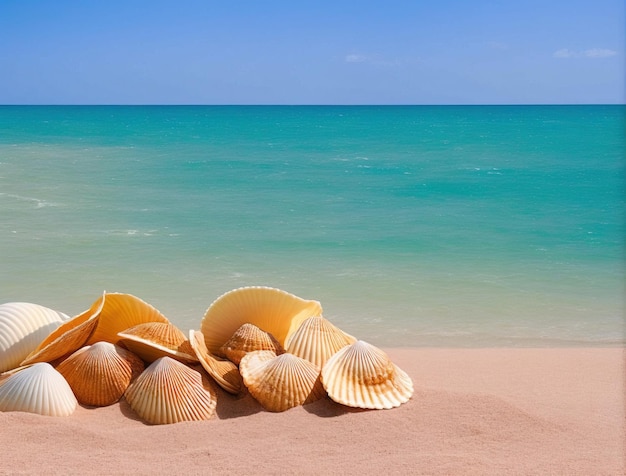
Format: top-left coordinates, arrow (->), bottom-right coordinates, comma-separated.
553,48 -> 618,59
345,54 -> 368,63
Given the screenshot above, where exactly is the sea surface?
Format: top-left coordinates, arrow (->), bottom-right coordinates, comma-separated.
0,105 -> 623,347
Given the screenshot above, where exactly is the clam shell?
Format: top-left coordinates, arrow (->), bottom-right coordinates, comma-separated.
239,350 -> 326,412
124,356 -> 217,425
20,293 -> 105,367
117,322 -> 198,364
189,330 -> 242,394
56,342 -> 145,407
285,315 -> 356,369
219,323 -> 285,365
321,340 -> 413,410
86,292 -> 170,346
200,286 -> 323,354
0,302 -> 68,372
0,362 -> 77,416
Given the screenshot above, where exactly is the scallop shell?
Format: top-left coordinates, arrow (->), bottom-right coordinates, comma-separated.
86,292 -> 170,346
219,323 -> 285,365
0,302 -> 68,372
56,341 -> 145,407
0,362 -> 77,416
200,286 -> 323,354
239,350 -> 326,412
285,315 -> 356,369
20,293 -> 105,367
321,340 -> 413,410
189,330 -> 242,394
124,356 -> 217,425
117,322 -> 198,364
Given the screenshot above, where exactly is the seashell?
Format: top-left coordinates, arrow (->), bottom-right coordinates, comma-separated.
86,292 -> 170,346
239,350 -> 326,412
0,362 -> 77,416
200,286 -> 323,354
321,340 -> 413,410
285,315 -> 356,369
189,330 -> 242,394
219,323 -> 285,365
124,356 -> 217,425
20,293 -> 105,367
0,302 -> 68,373
117,322 -> 198,364
56,341 -> 145,407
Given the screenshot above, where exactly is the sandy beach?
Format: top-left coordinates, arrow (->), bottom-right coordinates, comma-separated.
0,347 -> 623,475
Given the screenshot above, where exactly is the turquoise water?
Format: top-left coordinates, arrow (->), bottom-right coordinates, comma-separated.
0,105 -> 623,346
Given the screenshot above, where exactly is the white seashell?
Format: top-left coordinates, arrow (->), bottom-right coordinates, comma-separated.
321,340 -> 413,410
200,286 -> 323,354
0,302 -> 68,373
0,362 -> 77,416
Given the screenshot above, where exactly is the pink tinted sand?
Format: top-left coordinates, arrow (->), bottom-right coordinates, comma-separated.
0,348 -> 623,475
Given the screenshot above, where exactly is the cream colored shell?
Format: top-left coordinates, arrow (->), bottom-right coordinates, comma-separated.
189,330 -> 242,394
200,286 -> 323,354
239,350 -> 326,412
0,302 -> 68,372
321,340 -> 413,410
117,322 -> 198,364
56,341 -> 145,407
124,356 -> 217,425
0,363 -> 77,416
285,315 -> 356,369
220,323 -> 285,365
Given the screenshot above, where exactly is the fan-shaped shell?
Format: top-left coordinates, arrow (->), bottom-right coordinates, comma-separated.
117,322 -> 198,364
285,315 -> 356,369
20,293 -> 105,367
321,340 -> 413,410
56,342 -> 145,407
200,286 -> 323,354
189,330 -> 242,394
0,363 -> 77,416
124,356 -> 217,425
86,292 -> 170,346
0,302 -> 68,372
220,323 -> 285,365
240,350 -> 326,412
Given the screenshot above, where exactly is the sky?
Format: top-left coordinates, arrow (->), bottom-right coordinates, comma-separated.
0,0 -> 623,104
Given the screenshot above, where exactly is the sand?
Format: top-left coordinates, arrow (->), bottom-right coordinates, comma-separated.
0,348 -> 623,475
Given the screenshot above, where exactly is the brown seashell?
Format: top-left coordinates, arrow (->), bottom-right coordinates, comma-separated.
321,340 -> 413,410
219,323 -> 285,365
239,350 -> 326,412
124,356 -> 217,425
285,315 -> 356,369
117,322 -> 198,364
86,292 -> 170,346
200,286 -> 323,354
20,293 -> 105,367
56,341 -> 145,407
189,330 -> 242,394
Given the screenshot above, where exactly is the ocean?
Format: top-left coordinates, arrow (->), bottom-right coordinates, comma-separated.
0,105 -> 623,347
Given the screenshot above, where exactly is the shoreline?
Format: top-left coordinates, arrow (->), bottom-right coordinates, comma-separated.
1,347 -> 623,475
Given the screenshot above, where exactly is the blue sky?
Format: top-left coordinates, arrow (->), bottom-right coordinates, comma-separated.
0,0 -> 623,104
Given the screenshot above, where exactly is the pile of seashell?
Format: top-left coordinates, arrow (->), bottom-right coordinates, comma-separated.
0,287 -> 413,424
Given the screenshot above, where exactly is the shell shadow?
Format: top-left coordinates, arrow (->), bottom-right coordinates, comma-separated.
303,396 -> 368,418
215,387 -> 263,420
116,398 -> 145,423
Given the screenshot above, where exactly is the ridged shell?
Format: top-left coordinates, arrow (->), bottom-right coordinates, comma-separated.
285,315 -> 356,369
219,323 -> 285,365
200,286 -> 323,354
189,330 -> 242,394
0,302 -> 68,372
321,340 -> 413,410
56,342 -> 145,407
117,322 -> 198,364
124,357 -> 217,425
86,292 -> 170,345
0,363 -> 77,416
20,293 -> 105,367
239,350 -> 326,412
